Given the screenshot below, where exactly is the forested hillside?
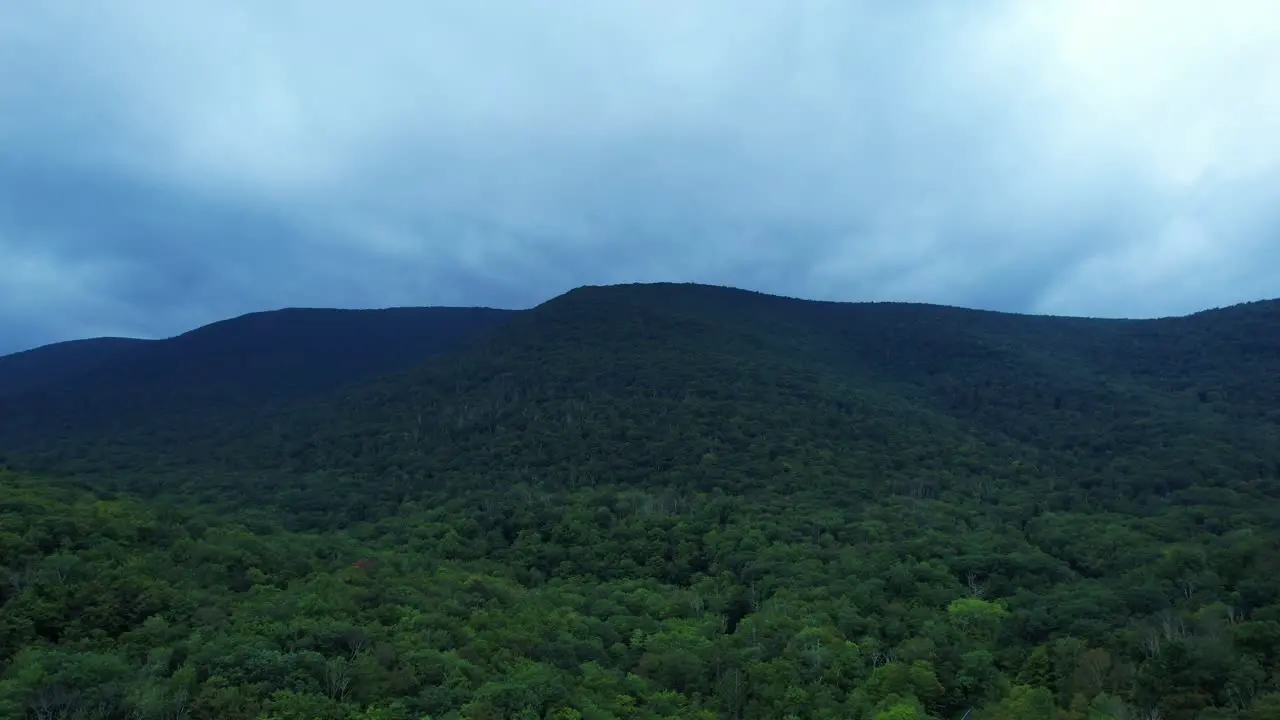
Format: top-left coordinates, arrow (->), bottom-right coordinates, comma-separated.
0,306 -> 517,457
0,337 -> 146,398
2,283 -> 1279,719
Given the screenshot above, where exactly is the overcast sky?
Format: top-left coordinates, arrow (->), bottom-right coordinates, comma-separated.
2,1 -> 1278,354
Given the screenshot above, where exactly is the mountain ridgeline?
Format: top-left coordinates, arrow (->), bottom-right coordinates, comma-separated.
0,337 -> 148,398
7,283 -> 1275,512
2,283 -> 1280,720
0,305 -> 517,452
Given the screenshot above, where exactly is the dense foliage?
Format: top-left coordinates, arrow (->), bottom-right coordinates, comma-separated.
2,283 -> 1279,719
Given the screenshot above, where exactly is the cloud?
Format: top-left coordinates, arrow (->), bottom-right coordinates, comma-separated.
2,0 -> 1278,353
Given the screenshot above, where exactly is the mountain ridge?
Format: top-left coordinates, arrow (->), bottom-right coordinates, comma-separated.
0,336 -> 149,397
4,281 -> 1271,511
9,283 -> 1278,364
0,305 -> 519,454
4,285 -> 1278,473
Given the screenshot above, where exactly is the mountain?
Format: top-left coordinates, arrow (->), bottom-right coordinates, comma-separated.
5,283 -> 1279,503
139,282 -> 1275,514
2,283 -> 1279,719
0,306 -> 519,455
0,336 -> 148,398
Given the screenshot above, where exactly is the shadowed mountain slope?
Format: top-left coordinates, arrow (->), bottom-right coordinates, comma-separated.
258,284 -> 1278,509
9,282 -> 1272,523
0,306 -> 519,452
0,337 -> 148,398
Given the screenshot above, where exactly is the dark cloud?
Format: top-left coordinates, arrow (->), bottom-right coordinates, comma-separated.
2,1 -> 1278,354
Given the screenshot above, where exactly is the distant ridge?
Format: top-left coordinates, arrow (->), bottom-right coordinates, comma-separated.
0,305 -> 519,447
1,282 -> 1277,487
8,283 -> 1276,362
0,336 -> 148,397
560,281 -> 1280,320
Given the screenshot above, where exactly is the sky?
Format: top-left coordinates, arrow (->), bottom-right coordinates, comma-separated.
2,1 -> 1279,354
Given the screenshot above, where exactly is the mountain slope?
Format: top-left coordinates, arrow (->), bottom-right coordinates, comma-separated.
16,282 -> 1270,523
0,337 -> 148,398
0,306 -> 519,453
249,284 -> 1278,504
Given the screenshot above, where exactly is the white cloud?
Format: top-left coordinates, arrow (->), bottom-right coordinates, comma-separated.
1026,0 -> 1280,185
